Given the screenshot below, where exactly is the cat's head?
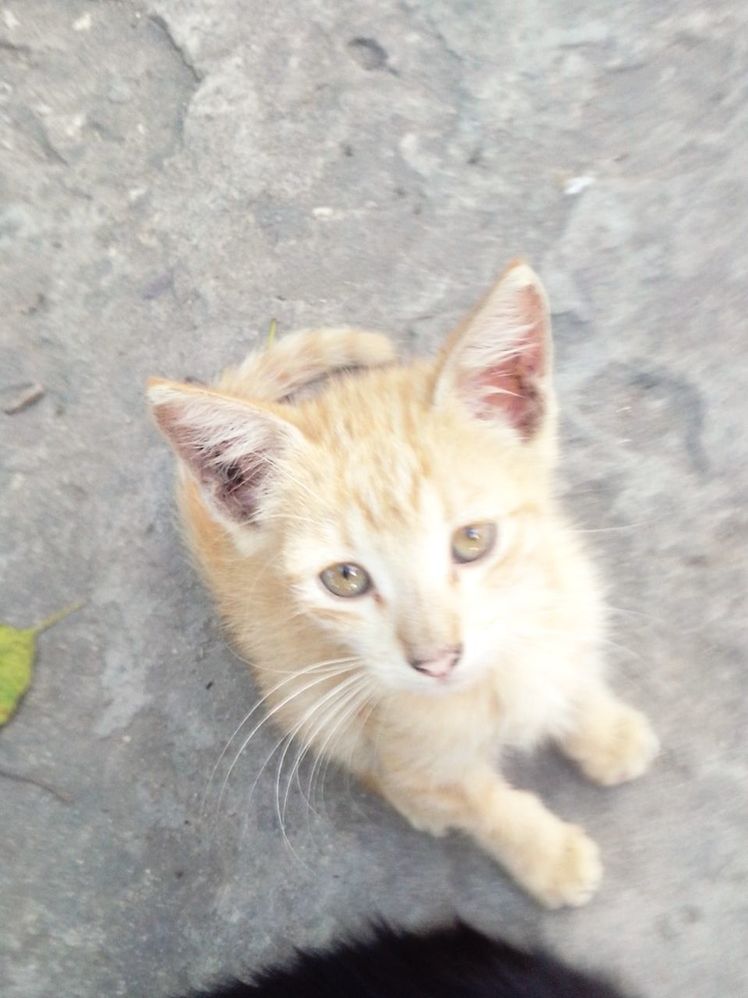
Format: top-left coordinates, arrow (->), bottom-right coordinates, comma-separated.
149,263 -> 561,693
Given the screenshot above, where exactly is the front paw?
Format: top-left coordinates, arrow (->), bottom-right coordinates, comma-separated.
571,705 -> 659,787
513,822 -> 603,909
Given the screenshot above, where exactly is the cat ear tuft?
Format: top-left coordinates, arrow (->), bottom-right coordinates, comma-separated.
434,262 -> 553,441
147,379 -> 303,524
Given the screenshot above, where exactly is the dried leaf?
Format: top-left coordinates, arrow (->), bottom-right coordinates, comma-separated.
0,603 -> 83,726
2,382 -> 45,415
267,317 -> 278,348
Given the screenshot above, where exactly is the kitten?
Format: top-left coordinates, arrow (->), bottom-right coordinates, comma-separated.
148,262 -> 659,907
179,922 -> 633,997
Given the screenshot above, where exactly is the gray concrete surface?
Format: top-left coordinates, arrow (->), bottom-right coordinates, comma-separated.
2,1 -> 747,995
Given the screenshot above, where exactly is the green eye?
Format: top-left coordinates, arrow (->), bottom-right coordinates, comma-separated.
320,562 -> 371,598
451,522 -> 497,564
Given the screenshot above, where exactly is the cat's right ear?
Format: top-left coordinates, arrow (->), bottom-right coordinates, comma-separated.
146,379 -> 304,525
433,262 -> 554,442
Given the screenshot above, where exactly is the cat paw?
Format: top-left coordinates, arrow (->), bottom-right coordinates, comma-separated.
516,823 -> 603,909
574,707 -> 659,787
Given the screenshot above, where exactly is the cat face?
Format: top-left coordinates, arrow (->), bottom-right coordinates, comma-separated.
149,263 -> 557,693
271,392 -> 551,693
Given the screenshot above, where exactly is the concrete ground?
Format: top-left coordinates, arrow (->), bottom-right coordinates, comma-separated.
2,1 -> 747,995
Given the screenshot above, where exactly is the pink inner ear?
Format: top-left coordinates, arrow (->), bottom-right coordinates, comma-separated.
153,400 -> 273,522
470,286 -> 547,440
210,447 -> 270,522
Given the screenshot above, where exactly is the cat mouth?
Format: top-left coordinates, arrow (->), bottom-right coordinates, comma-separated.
411,668 -> 475,695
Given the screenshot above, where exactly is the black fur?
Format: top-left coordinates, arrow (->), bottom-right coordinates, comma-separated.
181,922 -> 633,997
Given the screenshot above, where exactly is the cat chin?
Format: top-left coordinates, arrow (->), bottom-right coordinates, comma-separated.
419,676 -> 476,697
382,668 -> 483,697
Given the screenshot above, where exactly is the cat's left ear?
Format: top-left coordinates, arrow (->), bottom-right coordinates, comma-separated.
433,262 -> 553,441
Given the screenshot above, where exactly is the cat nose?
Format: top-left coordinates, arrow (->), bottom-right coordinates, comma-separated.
408,644 -> 463,679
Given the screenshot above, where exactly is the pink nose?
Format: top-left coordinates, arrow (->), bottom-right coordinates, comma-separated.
408,645 -> 463,678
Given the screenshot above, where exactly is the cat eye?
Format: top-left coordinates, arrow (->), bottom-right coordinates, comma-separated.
320,562 -> 372,598
451,522 -> 497,564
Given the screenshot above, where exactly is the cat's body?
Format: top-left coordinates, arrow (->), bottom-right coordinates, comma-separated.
181,923 -> 632,997
149,263 -> 658,907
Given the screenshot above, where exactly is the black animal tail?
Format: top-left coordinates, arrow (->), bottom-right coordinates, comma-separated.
179,921 -> 633,998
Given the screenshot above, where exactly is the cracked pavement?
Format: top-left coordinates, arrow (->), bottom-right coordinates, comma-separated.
1,1 -> 747,996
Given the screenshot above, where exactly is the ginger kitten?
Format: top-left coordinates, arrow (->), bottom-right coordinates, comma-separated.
148,262 -> 658,907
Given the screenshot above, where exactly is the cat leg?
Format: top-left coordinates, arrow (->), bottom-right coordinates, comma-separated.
370,765 -> 602,908
557,683 -> 659,786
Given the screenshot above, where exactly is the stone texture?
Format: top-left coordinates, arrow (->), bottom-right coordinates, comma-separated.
1,1 -> 746,996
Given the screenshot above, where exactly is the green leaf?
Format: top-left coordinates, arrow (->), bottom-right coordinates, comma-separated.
0,625 -> 36,725
0,604 -> 82,726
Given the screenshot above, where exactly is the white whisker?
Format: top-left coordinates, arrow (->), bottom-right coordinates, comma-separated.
509,623 -> 644,664
281,685 -> 358,824
213,662 -> 361,818
282,677 -> 371,826
274,674 -> 365,843
200,656 -> 361,817
573,522 -> 654,535
604,603 -> 662,625
308,682 -> 373,816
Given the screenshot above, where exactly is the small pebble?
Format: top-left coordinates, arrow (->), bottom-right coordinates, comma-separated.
73,13 -> 92,32
564,175 -> 595,196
